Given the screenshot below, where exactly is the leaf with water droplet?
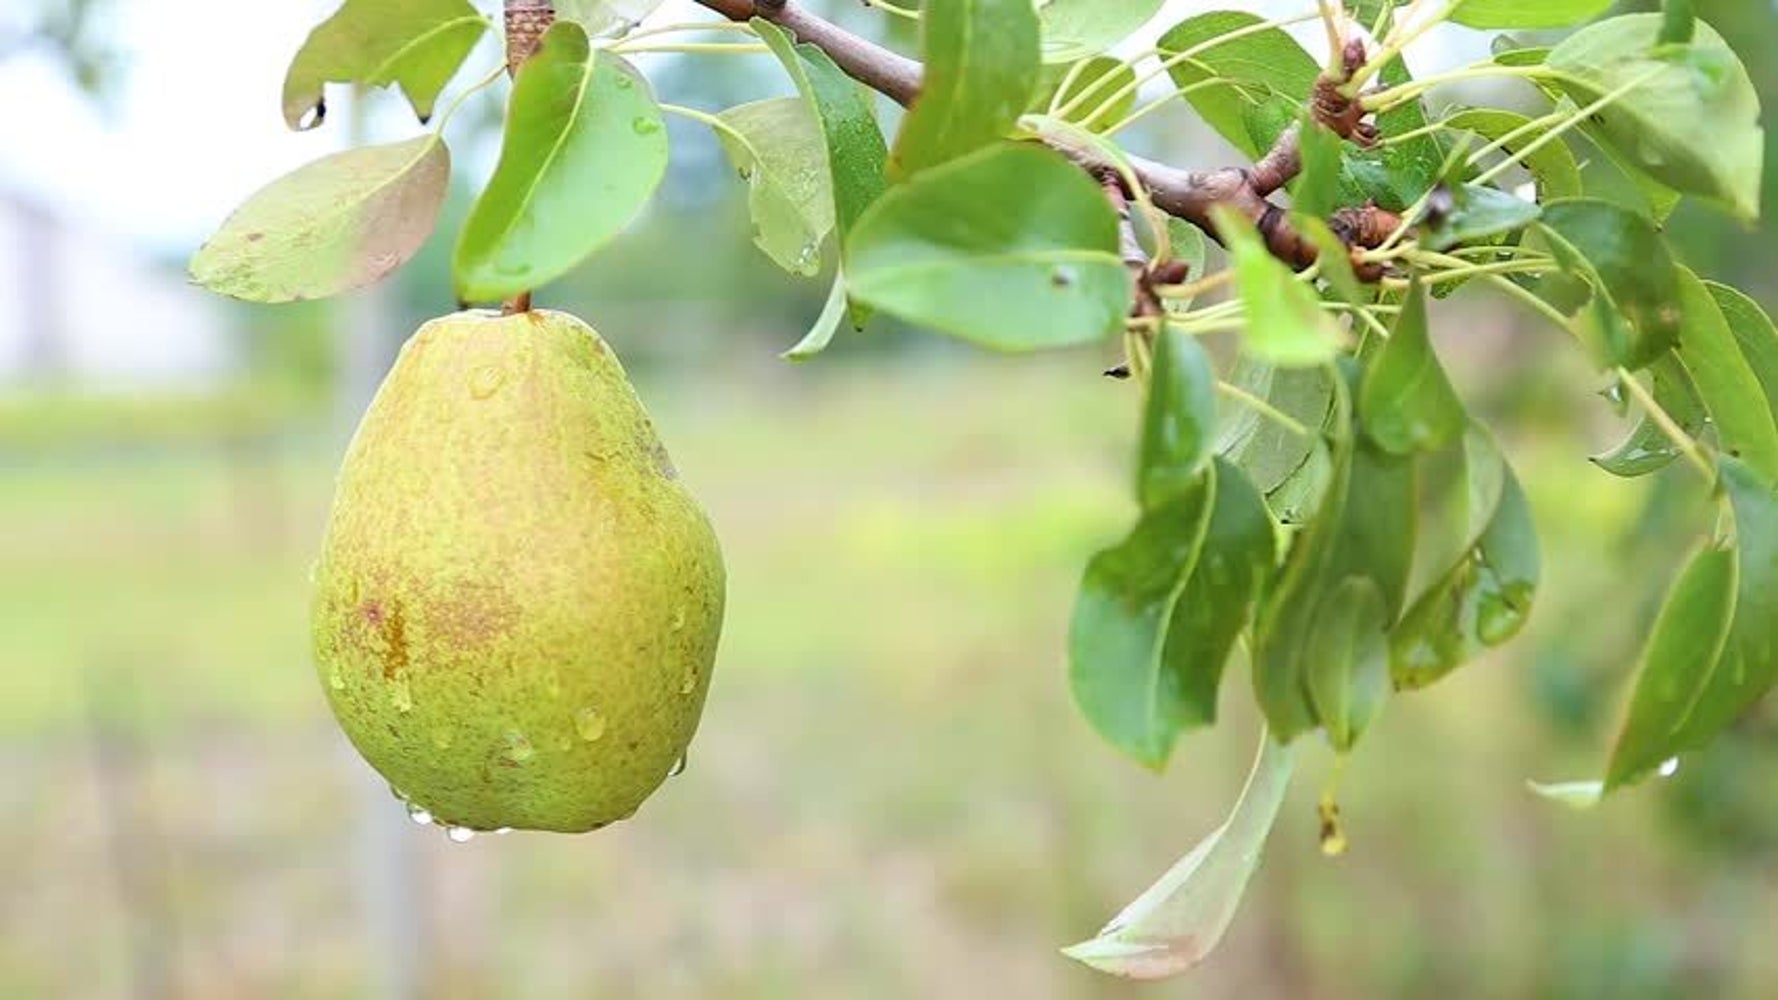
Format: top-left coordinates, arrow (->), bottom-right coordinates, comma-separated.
1062,730 -> 1295,979
713,97 -> 836,277
1591,355 -> 1704,477
454,24 -> 667,301
1530,198 -> 1681,371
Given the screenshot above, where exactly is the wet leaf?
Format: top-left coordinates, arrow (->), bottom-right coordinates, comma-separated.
1590,355 -> 1705,477
190,135 -> 449,303
282,0 -> 488,130
1534,198 -> 1681,370
1360,280 -> 1467,454
845,143 -> 1128,351
454,27 -> 666,301
716,97 -> 835,277
890,0 -> 1040,178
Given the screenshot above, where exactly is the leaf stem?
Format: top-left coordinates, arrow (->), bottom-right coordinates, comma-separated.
1361,63 -> 1550,114
600,20 -> 756,46
1469,67 -> 1665,189
434,63 -> 509,135
610,41 -> 769,54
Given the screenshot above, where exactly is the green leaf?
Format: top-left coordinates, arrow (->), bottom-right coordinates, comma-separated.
1547,14 -> 1764,219
1606,457 -> 1778,788
1590,355 -> 1705,477
555,0 -> 665,37
1062,731 -> 1294,979
1443,109 -> 1583,201
1451,0 -> 1611,30
453,26 -> 666,301
1359,51 -> 1444,211
1140,329 -> 1218,508
190,135 -> 450,303
1672,268 -> 1778,482
1219,363 -> 1333,494
845,143 -> 1129,351
1216,208 -> 1341,366
1068,474 -> 1215,767
716,97 -> 835,277
1391,456 -> 1539,689
1420,184 -> 1541,251
1304,578 -> 1391,752
1296,217 -> 1365,306
1534,198 -> 1682,370
782,268 -> 848,361
1031,56 -> 1137,132
1704,282 -> 1778,425
1157,12 -> 1319,159
1039,0 -> 1166,64
754,20 -> 888,248
282,0 -> 487,130
1659,0 -> 1696,46
1605,543 -> 1738,788
1360,281 -> 1467,454
1162,219 -> 1208,296
890,0 -> 1041,178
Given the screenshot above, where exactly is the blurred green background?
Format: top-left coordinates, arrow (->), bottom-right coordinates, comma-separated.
4,1 -> 1778,997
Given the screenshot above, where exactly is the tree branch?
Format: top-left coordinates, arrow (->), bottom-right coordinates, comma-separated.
692,0 -> 1403,275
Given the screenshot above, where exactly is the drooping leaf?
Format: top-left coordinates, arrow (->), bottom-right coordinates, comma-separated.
1704,281 -> 1778,423
282,0 -> 488,130
1156,12 -> 1318,159
1219,363 -> 1334,494
1304,577 -> 1391,752
1672,268 -> 1778,482
782,267 -> 849,361
1068,473 -> 1216,767
1038,0 -> 1166,64
1140,329 -> 1218,507
1443,109 -> 1583,201
890,0 -> 1040,178
1420,184 -> 1541,251
190,135 -> 450,303
1591,355 -> 1705,477
1405,425 -> 1508,602
1534,198 -> 1682,370
1391,456 -> 1539,689
845,143 -> 1129,351
1451,0 -> 1612,30
716,97 -> 835,277
1547,14 -> 1764,219
753,20 -> 888,247
1605,457 -> 1778,787
1062,731 -> 1295,979
1030,56 -> 1137,132
1215,208 -> 1341,365
1360,280 -> 1467,454
453,26 -> 666,301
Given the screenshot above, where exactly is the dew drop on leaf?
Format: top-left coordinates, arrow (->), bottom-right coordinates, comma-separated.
669,753 -> 688,777
1659,756 -> 1679,778
631,115 -> 661,135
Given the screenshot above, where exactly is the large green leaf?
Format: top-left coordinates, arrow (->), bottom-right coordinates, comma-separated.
716,97 -> 835,277
1360,281 -> 1467,454
1216,209 -> 1341,365
1304,577 -> 1391,753
1591,355 -> 1705,477
1039,0 -> 1166,64
1606,457 -> 1778,787
1156,12 -> 1318,159
190,135 -> 450,303
453,25 -> 666,301
1419,184 -> 1541,252
1218,363 -> 1333,494
1534,198 -> 1681,370
1672,268 -> 1778,483
1443,109 -> 1583,201
1547,14 -> 1763,219
1068,474 -> 1215,767
1705,282 -> 1778,421
1062,731 -> 1294,979
754,20 -> 888,247
845,143 -> 1128,351
890,0 -> 1040,178
282,0 -> 488,130
1451,0 -> 1612,29
1140,329 -> 1218,508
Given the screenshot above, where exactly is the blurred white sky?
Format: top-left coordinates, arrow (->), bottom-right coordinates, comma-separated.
0,0 -> 1483,256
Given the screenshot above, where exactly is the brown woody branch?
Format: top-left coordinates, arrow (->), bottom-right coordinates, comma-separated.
694,0 -> 1402,276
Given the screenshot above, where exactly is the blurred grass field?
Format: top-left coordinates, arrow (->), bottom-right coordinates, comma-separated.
4,348 -> 1778,999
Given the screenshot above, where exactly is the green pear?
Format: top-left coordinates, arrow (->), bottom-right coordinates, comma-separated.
310,308 -> 725,833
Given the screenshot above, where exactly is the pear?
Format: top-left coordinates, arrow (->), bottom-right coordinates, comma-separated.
309,308 -> 725,833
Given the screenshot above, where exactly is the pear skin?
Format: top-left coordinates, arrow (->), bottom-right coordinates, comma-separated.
310,308 -> 724,832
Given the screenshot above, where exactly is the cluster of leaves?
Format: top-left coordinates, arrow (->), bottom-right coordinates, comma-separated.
186,0 -> 1777,977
